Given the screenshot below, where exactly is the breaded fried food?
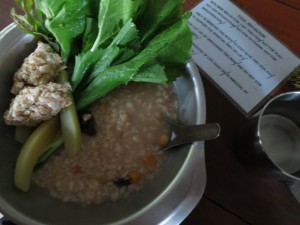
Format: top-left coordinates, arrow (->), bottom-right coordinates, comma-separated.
4,82 -> 72,127
11,42 -> 65,95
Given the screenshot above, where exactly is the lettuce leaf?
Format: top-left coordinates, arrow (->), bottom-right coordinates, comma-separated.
34,0 -> 89,61
76,14 -> 192,109
72,19 -> 140,92
136,0 -> 183,44
91,0 -> 143,51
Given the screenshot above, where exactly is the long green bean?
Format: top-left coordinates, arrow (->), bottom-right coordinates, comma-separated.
36,135 -> 64,166
14,117 -> 60,192
57,70 -> 82,156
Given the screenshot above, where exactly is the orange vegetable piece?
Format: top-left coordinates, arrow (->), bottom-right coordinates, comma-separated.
144,154 -> 157,167
158,134 -> 169,147
129,170 -> 142,183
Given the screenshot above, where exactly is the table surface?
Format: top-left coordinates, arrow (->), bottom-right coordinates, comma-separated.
1,0 -> 300,225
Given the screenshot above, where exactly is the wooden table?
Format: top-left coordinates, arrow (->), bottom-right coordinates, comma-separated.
1,1 -> 300,225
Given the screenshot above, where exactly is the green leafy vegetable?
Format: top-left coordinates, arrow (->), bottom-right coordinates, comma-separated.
76,13 -> 192,109
13,0 -> 192,98
136,0 -> 183,44
73,19 -> 140,93
34,0 -> 89,61
91,0 -> 143,51
71,49 -> 104,91
11,0 -> 59,51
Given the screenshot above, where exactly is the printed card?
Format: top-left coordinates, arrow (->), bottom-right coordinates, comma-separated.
189,0 -> 300,116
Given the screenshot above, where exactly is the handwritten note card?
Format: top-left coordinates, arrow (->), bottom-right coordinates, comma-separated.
189,0 -> 300,115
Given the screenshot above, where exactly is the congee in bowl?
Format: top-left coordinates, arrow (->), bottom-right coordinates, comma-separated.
0,0 -> 207,223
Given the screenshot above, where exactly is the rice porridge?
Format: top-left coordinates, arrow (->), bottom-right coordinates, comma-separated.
33,82 -> 178,205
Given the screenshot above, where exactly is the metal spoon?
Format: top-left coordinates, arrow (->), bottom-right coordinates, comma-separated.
160,120 -> 221,151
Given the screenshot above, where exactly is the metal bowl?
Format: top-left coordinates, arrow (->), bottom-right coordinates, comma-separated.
0,24 -> 207,225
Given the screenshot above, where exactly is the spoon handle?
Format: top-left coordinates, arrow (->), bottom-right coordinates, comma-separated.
161,123 -> 220,151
